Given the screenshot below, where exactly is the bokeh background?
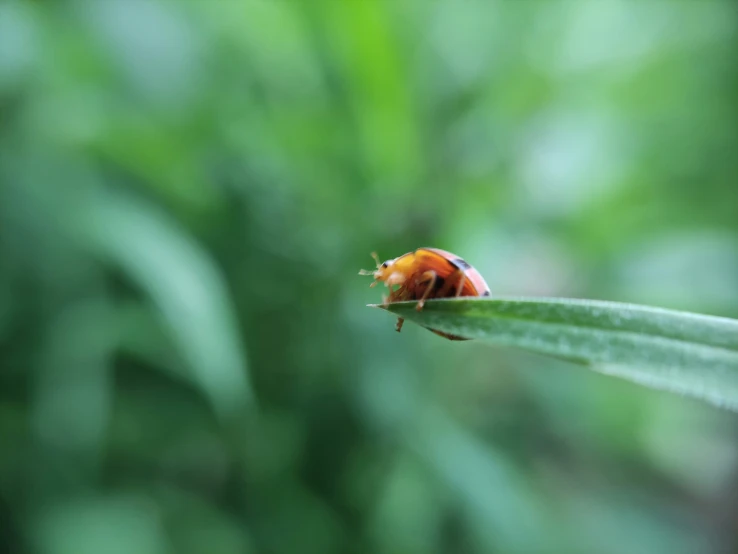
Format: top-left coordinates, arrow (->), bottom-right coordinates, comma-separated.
2,1 -> 738,553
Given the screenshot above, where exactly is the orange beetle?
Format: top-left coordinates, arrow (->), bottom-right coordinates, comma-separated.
360,247 -> 490,340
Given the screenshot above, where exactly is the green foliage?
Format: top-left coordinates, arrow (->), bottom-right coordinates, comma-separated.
378,298 -> 738,409
1,1 -> 737,554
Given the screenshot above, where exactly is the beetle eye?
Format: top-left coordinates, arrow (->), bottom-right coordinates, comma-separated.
381,262 -> 388,268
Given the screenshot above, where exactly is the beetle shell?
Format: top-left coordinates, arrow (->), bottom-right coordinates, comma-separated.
361,247 -> 490,340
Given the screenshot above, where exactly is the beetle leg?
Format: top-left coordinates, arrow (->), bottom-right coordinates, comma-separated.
396,317 -> 404,333
416,270 -> 438,311
437,269 -> 466,298
455,272 -> 466,297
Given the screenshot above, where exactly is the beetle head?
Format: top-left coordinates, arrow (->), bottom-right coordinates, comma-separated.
359,252 -> 400,288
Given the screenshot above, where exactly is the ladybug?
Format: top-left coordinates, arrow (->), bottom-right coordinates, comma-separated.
360,247 -> 490,340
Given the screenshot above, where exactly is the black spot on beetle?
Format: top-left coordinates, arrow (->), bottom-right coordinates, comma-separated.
482,290 -> 491,296
449,257 -> 471,270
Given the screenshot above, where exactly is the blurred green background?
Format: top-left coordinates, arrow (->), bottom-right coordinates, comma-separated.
1,1 -> 738,553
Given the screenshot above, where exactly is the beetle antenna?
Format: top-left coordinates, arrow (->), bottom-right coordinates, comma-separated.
370,252 -> 381,267
358,269 -> 375,276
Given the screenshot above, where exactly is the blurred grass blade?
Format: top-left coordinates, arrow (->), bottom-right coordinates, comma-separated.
410,406 -> 557,552
374,297 -> 738,411
86,190 -> 255,416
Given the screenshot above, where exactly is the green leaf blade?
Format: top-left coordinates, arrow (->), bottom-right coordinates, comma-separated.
374,297 -> 738,410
